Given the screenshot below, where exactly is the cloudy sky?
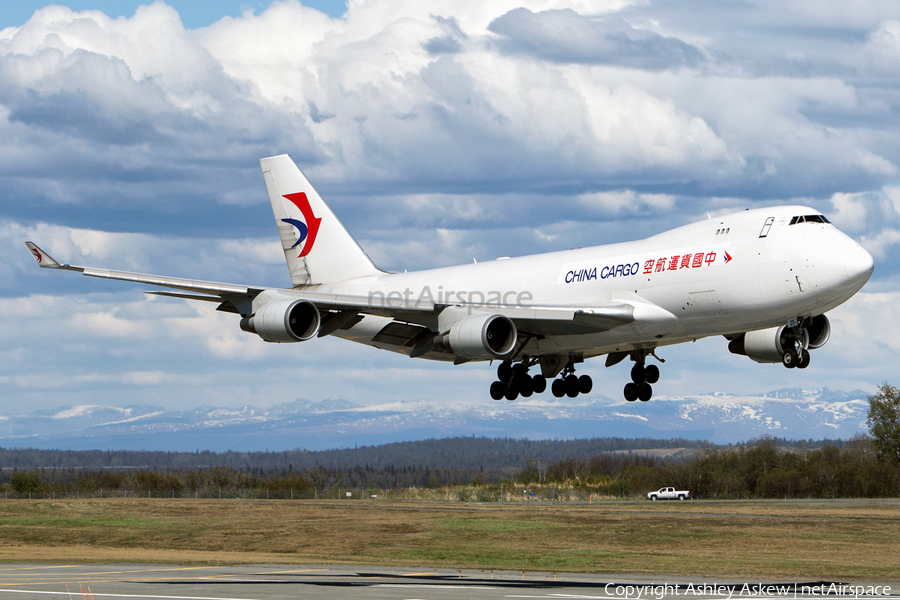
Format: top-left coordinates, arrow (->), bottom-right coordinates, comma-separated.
3,0 -> 900,424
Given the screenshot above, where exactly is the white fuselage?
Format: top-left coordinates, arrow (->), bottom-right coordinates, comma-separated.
299,205 -> 873,361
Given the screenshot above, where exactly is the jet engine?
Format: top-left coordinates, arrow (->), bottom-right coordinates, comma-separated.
805,314 -> 831,349
240,298 -> 320,343
728,315 -> 830,363
439,313 -> 518,359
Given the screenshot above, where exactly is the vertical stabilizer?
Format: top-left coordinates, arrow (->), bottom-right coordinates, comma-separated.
260,155 -> 382,286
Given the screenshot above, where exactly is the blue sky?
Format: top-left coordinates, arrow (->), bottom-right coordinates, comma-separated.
5,1 -> 347,26
2,1 -> 900,439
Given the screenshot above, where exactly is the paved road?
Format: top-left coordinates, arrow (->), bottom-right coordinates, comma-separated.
0,564 -> 896,600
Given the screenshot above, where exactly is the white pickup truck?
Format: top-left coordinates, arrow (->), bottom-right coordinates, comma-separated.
646,487 -> 690,501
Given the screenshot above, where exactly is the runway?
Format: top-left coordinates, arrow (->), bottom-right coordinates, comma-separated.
0,564 -> 895,600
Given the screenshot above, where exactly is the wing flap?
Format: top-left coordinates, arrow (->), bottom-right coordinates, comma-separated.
506,304 -> 635,335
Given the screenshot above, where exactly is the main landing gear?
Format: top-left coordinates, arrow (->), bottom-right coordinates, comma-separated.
489,360 -> 592,401
623,351 -> 661,402
550,363 -> 593,399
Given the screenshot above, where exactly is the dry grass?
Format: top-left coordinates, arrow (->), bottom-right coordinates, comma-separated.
1,498 -> 897,581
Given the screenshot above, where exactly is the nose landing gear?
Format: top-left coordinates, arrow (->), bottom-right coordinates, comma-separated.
782,318 -> 812,369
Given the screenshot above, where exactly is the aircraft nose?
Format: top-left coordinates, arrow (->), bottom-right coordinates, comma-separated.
844,241 -> 874,286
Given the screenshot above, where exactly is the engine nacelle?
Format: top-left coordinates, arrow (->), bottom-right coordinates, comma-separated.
443,313 -> 517,359
728,314 -> 832,363
241,298 -> 320,343
806,314 -> 831,349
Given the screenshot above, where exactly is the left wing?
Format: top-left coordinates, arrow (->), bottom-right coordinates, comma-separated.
25,242 -> 638,337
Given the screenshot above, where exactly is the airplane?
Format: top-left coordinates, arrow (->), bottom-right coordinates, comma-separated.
26,154 -> 874,402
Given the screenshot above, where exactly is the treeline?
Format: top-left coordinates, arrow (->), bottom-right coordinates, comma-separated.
3,436 -> 898,499
522,436 -> 900,498
0,436 -> 711,472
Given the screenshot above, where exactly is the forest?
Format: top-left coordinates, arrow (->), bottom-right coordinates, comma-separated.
2,434 -> 897,500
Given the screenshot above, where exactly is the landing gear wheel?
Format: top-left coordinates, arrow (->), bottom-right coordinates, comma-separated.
782,349 -> 798,369
631,363 -> 646,384
551,378 -> 566,398
578,375 -> 593,395
798,349 -> 811,369
645,364 -> 660,384
519,376 -> 534,398
489,381 -> 505,400
624,382 -> 638,402
497,362 -> 512,383
565,374 -> 580,398
532,375 -> 547,394
638,383 -> 652,402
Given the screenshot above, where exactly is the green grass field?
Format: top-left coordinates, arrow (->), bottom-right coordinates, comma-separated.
1,498 -> 897,581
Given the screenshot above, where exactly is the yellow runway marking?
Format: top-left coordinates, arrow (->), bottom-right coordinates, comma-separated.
0,567 -> 333,587
65,566 -> 224,576
0,566 -> 81,571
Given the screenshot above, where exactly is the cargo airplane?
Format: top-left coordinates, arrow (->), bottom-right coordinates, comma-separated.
26,155 -> 874,402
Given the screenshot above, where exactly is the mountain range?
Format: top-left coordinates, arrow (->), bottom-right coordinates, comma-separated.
0,388 -> 871,452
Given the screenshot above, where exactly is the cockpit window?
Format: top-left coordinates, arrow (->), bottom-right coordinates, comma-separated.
789,215 -> 831,225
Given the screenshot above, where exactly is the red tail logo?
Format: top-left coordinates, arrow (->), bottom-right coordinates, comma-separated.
282,192 -> 322,258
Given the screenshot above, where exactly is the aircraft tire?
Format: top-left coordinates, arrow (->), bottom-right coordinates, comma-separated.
624,382 -> 638,402
579,375 -> 593,394
798,349 -> 811,369
497,362 -> 512,383
645,364 -> 660,384
505,386 -> 518,401
551,378 -> 566,398
782,350 -> 798,369
489,381 -> 505,400
564,374 -> 580,397
519,376 -> 534,398
532,375 -> 547,394
631,363 -> 646,384
638,383 -> 652,402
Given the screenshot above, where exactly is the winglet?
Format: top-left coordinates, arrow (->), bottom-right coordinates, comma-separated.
24,242 -> 83,272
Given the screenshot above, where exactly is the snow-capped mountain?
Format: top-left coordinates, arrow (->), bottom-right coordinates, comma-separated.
0,389 -> 871,451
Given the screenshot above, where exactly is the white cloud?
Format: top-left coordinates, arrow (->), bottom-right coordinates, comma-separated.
3,0 -> 900,424
578,189 -> 676,215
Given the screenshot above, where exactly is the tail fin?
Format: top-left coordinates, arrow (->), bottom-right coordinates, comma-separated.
260,155 -> 382,286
